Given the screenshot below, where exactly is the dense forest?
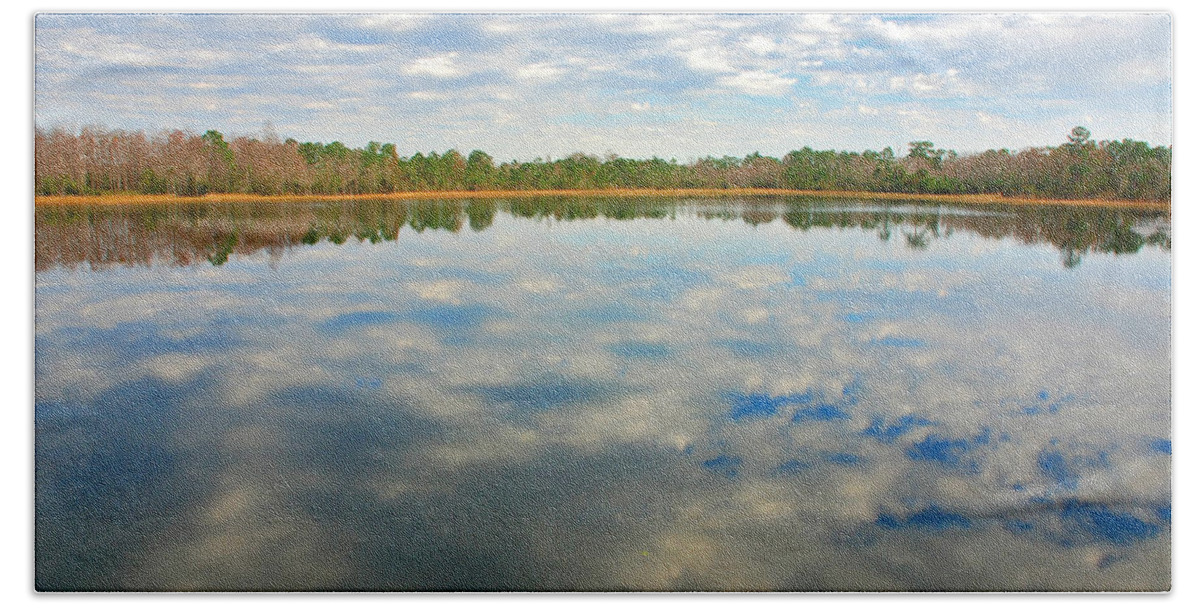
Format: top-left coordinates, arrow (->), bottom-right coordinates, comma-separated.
34,126 -> 1171,201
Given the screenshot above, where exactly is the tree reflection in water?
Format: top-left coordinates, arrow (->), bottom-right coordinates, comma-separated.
35,197 -> 1169,272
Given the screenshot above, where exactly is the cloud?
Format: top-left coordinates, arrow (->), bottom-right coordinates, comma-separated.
403,52 -> 465,78
408,279 -> 466,304
355,13 -> 426,32
684,47 -> 735,73
742,34 -> 778,56
514,62 -> 566,82
716,71 -> 797,96
888,69 -> 970,97
33,13 -> 1172,159
722,266 -> 790,289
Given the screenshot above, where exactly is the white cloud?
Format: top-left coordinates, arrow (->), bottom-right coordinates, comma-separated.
406,91 -> 446,101
408,279 -> 465,304
270,33 -> 376,55
887,69 -> 971,97
32,13 -> 1173,159
404,52 -> 465,79
743,34 -> 777,56
684,48 -> 735,73
1112,57 -> 1171,87
716,71 -> 797,96
723,266 -> 789,289
355,13 -> 425,31
515,62 -> 566,82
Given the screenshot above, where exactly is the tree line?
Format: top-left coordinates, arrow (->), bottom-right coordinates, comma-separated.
34,126 -> 1170,201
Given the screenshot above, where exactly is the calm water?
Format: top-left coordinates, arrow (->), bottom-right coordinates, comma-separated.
34,197 -> 1171,591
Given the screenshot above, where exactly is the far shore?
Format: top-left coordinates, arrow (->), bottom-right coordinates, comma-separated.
34,188 -> 1170,211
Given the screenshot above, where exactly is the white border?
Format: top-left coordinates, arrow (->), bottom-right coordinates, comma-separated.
7,1 -> 1191,606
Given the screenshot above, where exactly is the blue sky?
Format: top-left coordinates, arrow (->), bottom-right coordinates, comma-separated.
34,12 -> 1171,160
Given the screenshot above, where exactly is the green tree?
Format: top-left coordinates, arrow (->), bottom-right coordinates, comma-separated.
201,130 -> 236,192
907,141 -> 935,160
1068,126 -> 1091,148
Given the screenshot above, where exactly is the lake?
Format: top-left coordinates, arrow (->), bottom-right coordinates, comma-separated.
34,196 -> 1171,591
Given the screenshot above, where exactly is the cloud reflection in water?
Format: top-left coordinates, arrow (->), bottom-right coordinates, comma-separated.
35,198 -> 1170,590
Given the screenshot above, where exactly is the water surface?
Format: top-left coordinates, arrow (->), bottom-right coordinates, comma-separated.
34,196 -> 1171,590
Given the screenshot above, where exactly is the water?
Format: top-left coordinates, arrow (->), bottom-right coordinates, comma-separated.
34,197 -> 1171,591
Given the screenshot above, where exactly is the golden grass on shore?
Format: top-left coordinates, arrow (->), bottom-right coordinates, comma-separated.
33,188 -> 1170,211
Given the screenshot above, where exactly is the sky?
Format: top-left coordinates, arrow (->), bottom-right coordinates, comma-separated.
33,12 -> 1172,161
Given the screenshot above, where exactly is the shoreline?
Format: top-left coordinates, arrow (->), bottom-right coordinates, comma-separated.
33,188 -> 1170,211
